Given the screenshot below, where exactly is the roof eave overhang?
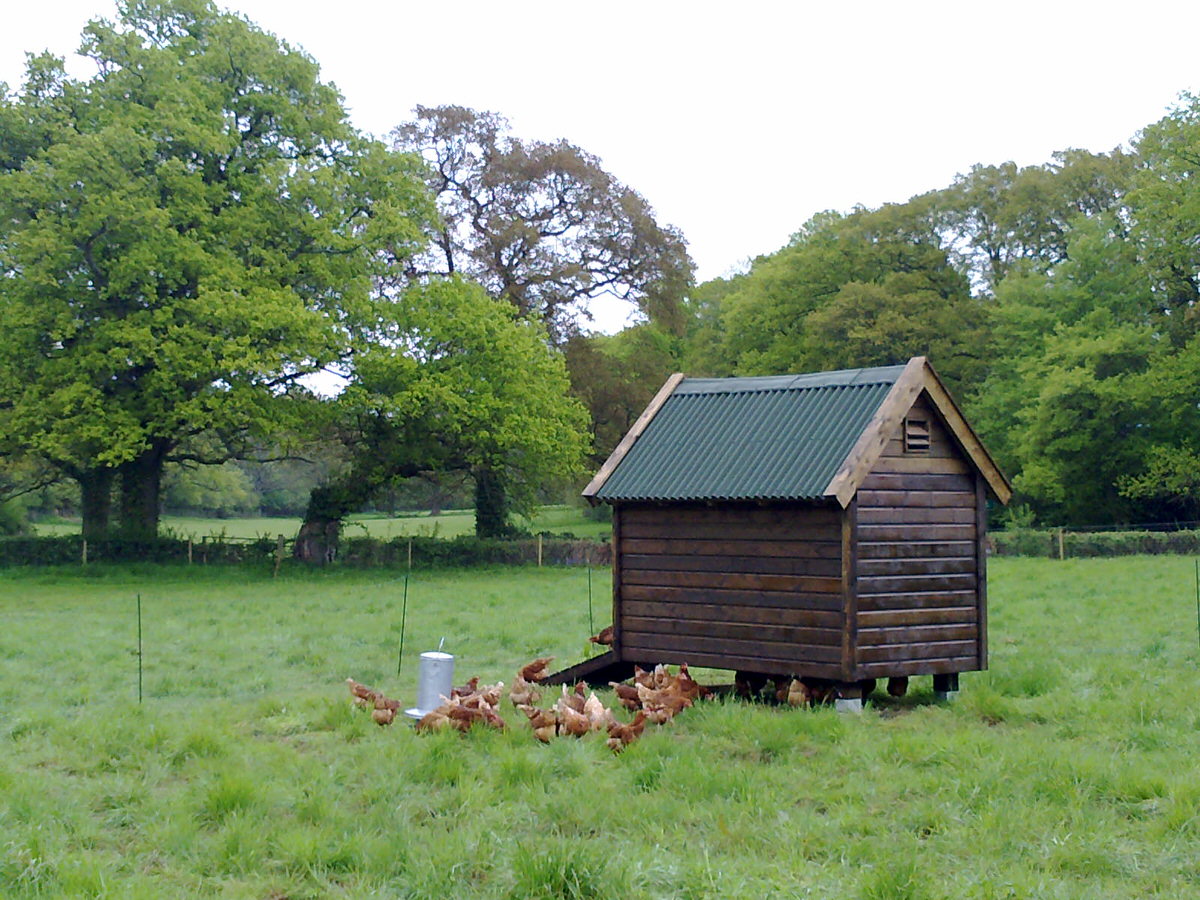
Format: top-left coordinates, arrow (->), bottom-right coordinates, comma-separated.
597,493 -> 839,507
822,356 -> 1013,507
581,372 -> 686,505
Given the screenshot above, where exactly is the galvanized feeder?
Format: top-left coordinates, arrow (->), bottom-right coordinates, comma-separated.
404,650 -> 455,720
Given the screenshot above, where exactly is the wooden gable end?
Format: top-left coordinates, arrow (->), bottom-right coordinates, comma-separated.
824,357 -> 1011,508
853,391 -> 988,678
874,394 -> 971,476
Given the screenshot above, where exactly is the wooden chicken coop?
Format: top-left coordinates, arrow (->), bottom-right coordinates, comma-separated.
552,357 -> 1010,703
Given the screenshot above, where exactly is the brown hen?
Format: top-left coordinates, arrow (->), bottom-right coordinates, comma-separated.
588,625 -> 615,646
606,711 -> 647,753
519,657 -> 555,683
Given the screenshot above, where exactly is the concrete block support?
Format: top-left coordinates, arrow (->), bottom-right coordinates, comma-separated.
835,682 -> 864,713
933,672 -> 959,702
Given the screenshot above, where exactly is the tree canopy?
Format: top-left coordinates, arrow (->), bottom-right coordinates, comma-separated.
392,105 -> 694,340
692,204 -> 983,391
0,0 -> 432,538
294,277 -> 589,560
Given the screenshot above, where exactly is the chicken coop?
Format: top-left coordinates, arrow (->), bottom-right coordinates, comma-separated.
551,357 -> 1010,703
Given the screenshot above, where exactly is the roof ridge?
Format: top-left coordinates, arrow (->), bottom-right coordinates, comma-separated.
676,364 -> 906,397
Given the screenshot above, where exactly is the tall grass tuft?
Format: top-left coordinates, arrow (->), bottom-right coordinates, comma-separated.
508,840 -> 625,900
196,770 -> 262,826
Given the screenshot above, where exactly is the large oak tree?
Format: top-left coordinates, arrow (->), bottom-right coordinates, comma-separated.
0,0 -> 432,539
393,105 -> 693,340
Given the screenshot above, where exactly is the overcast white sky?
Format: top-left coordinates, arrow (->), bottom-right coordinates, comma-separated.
3,1 -> 1198,330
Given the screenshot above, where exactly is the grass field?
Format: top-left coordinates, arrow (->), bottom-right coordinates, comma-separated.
31,505 -> 612,541
1,557 -> 1198,898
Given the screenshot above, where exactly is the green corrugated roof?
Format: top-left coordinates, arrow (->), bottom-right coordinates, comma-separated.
595,364 -> 904,502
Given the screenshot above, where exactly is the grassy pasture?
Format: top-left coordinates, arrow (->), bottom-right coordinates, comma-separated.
1,557 -> 1198,898
32,504 -> 612,541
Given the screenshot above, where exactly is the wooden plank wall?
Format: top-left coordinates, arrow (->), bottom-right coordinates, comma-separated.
855,395 -> 982,678
617,503 -> 844,677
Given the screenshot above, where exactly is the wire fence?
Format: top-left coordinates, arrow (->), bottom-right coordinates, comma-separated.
991,525 -> 1200,559
0,532 -> 612,569
6,521 -> 1200,567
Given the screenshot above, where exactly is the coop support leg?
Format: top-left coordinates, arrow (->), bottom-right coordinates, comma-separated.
834,682 -> 863,713
933,673 -> 959,702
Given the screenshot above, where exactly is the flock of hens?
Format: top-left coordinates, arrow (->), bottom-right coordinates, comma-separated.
344,626 -> 870,753
346,655 -> 709,753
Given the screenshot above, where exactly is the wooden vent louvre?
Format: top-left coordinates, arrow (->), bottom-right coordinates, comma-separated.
904,417 -> 930,453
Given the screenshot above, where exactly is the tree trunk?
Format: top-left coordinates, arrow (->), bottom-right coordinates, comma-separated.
78,468 -> 115,540
294,462 -> 424,564
293,516 -> 342,564
118,443 -> 168,540
473,465 -> 510,538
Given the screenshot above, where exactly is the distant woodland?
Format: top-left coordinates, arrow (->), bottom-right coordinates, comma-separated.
576,106 -> 1200,530
3,1 -> 1200,542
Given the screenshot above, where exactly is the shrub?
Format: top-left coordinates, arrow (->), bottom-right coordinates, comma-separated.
0,500 -> 31,536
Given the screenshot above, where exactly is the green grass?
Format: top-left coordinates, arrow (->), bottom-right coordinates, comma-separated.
32,504 -> 612,541
1,557 -> 1198,897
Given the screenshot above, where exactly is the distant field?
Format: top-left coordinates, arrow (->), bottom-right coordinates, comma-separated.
32,504 -> 612,541
1,557 -> 1198,897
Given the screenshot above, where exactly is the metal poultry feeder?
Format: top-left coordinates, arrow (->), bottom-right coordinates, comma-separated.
404,650 -> 455,720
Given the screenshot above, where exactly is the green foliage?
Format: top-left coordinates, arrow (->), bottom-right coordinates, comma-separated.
0,534 -> 275,566
678,271 -> 742,376
337,534 -> 609,568
0,530 -> 607,568
162,462 -> 260,517
1130,91 -> 1200,344
711,205 -> 984,392
301,278 -> 590,540
680,101 -> 1200,528
34,504 -> 614,541
0,502 -> 29,537
935,151 -> 1132,292
389,105 -> 692,536
0,456 -> 63,534
1004,314 -> 1157,522
564,324 -> 682,465
0,0 -> 433,538
801,275 -> 988,388
936,139 -> 1191,525
1118,445 -> 1200,517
